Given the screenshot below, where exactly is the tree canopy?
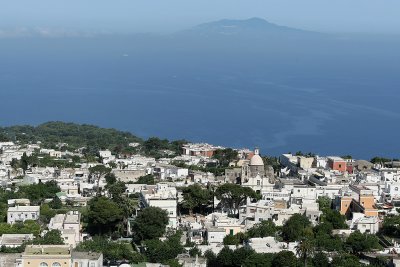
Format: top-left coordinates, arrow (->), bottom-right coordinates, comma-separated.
215,183 -> 257,215
134,174 -> 156,185
281,213 -> 311,242
181,184 -> 212,215
132,206 -> 169,241
87,196 -> 123,235
212,148 -> 238,167
247,220 -> 278,238
76,236 -> 144,263
382,214 -> 400,238
143,231 -> 184,264
0,122 -> 142,154
32,230 -> 64,245
346,230 -> 381,254
18,180 -> 60,205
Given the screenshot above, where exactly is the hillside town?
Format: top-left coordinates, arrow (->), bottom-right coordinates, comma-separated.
0,129 -> 400,267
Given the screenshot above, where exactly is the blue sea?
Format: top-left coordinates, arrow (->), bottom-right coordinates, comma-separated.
0,34 -> 399,159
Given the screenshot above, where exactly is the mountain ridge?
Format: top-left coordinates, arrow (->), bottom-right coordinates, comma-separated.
177,17 -> 320,37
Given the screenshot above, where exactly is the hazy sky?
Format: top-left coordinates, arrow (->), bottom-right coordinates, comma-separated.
1,0 -> 400,34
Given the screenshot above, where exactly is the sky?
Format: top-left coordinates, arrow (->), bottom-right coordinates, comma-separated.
0,0 -> 400,34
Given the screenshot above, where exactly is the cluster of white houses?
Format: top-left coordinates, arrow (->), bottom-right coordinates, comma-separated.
2,140 -> 400,266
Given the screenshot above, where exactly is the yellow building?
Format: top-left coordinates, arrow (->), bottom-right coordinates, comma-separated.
16,245 -> 71,267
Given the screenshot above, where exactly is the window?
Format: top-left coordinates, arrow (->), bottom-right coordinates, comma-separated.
39,263 -> 48,267
257,180 -> 260,186
52,262 -> 61,267
90,263 -> 95,267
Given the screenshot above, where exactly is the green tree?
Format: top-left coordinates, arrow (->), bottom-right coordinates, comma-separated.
0,221 -> 40,236
231,247 -> 255,267
189,246 -> 201,257
272,251 -> 298,267
216,246 -> 234,267
281,213 -> 311,242
346,230 -> 381,254
182,184 -> 212,215
215,183 -> 257,215
105,172 -> 117,185
132,206 -> 169,241
312,251 -> 329,267
314,222 -> 345,252
135,174 -> 156,185
331,253 -> 362,267
143,231 -> 184,264
33,230 -> 64,245
247,220 -> 277,238
382,215 -> 400,237
242,253 -> 274,267
323,209 -> 348,229
106,181 -> 127,201
370,157 -> 392,164
212,148 -> 238,167
76,237 -> 144,263
163,259 -> 182,267
295,237 -> 315,267
40,204 -> 57,224
10,158 -> 20,172
204,250 -> 218,267
49,197 -> 63,209
88,165 -> 111,194
317,196 -> 332,211
0,133 -> 10,142
223,234 -> 241,246
19,180 -> 60,205
20,152 -> 29,174
87,196 -> 123,235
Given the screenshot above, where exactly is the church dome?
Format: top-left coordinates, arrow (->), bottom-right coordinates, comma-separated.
249,148 -> 264,166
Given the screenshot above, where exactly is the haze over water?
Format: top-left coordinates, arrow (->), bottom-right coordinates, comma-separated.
0,18 -> 399,159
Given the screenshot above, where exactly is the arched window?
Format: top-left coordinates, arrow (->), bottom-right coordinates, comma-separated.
39,263 -> 48,267
52,262 -> 61,267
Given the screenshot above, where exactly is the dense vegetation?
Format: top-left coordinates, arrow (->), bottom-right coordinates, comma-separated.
0,121 -> 142,154
0,122 -> 190,158
76,237 -> 144,263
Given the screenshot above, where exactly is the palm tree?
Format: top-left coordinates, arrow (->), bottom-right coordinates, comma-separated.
296,237 -> 315,267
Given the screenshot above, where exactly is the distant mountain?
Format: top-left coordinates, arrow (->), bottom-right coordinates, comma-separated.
177,17 -> 319,38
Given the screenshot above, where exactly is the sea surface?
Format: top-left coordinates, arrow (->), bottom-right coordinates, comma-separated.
0,35 -> 399,159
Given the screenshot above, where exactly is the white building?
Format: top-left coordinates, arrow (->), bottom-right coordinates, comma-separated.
48,211 -> 82,247
206,227 -> 226,244
0,234 -> 34,248
351,214 -> 380,234
7,206 -> 40,224
71,252 -> 103,267
140,183 -> 178,228
246,237 -> 297,254
153,164 -> 188,180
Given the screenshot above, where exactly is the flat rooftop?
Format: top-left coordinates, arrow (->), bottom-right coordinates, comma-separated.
24,245 -> 70,255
